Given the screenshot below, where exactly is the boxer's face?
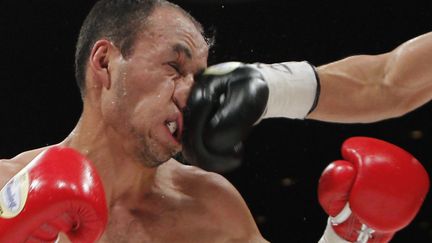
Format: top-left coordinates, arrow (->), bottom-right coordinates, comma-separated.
101,6 -> 208,167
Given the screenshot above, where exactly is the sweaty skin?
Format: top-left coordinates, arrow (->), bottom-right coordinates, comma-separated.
0,6 -> 268,243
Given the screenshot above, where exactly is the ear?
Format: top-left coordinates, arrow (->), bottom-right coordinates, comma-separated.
88,40 -> 117,90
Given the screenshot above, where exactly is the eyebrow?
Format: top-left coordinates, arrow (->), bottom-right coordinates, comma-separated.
173,43 -> 192,59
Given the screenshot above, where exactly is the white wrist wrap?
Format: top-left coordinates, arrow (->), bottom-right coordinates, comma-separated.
252,61 -> 319,119
318,218 -> 351,243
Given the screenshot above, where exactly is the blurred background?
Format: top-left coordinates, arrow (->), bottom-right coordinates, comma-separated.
1,0 -> 431,242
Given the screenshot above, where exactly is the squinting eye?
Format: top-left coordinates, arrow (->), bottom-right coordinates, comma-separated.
168,62 -> 181,73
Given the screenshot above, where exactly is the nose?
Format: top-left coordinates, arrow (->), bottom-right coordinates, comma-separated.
173,74 -> 194,110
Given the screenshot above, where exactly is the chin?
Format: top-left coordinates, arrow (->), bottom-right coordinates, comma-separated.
143,159 -> 168,168
172,152 -> 187,164
138,146 -> 176,168
135,133 -> 181,167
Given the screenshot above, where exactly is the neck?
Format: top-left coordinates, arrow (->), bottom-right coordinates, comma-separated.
60,103 -> 157,207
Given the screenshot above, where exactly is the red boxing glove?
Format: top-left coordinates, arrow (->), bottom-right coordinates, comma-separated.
0,146 -> 108,243
318,137 -> 430,243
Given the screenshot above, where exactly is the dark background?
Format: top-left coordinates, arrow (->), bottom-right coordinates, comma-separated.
1,0 -> 431,242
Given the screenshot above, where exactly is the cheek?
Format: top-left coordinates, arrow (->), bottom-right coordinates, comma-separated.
129,78 -> 176,122
100,87 -> 135,133
137,72 -> 176,106
129,65 -> 176,96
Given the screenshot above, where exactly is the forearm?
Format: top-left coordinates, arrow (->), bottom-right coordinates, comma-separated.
309,54 -> 400,123
58,233 -> 72,243
318,219 -> 350,243
308,32 -> 432,123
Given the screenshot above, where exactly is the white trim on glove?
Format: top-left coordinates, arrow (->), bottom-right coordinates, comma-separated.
252,61 -> 319,119
318,218 -> 351,243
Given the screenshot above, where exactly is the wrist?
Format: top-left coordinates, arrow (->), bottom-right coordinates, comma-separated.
319,218 -> 352,243
251,61 -> 320,119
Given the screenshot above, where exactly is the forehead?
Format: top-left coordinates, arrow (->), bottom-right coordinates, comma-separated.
136,6 -> 208,58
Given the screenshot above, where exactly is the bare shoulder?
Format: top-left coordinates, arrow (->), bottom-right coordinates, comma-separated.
165,159 -> 240,197
403,31 -> 432,50
6,147 -> 48,166
0,147 -> 49,185
164,159 -> 267,242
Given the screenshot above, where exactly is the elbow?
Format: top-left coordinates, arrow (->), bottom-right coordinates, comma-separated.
381,85 -> 425,120
392,96 -> 427,118
377,69 -> 415,119
357,84 -> 419,123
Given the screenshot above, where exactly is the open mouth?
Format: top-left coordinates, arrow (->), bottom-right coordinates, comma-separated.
165,118 -> 182,142
164,110 -> 183,144
166,120 -> 178,136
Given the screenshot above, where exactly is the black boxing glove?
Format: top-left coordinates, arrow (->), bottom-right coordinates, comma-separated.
182,61 -> 320,172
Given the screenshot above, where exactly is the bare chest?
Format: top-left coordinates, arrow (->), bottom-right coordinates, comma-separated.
98,200 -> 226,243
